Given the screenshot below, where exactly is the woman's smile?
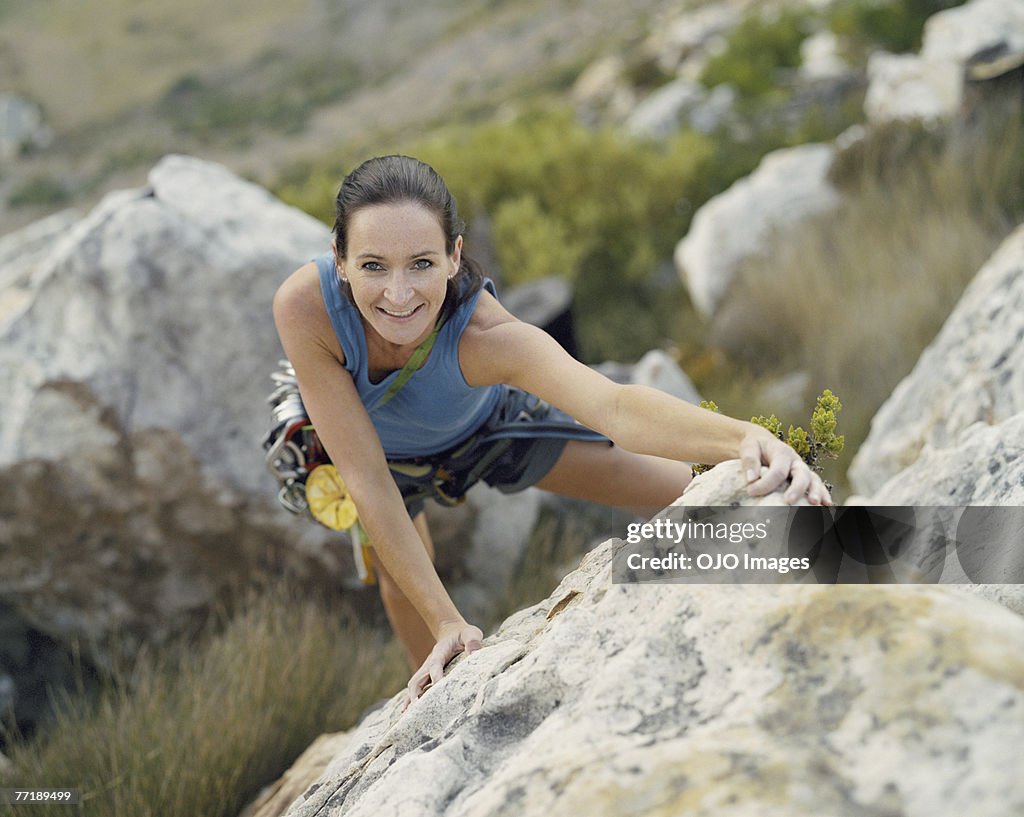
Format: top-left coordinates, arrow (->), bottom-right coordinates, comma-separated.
378,303 -> 425,320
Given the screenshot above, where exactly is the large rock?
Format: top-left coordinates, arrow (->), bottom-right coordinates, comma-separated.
674,143 -> 840,317
864,0 -> 1024,124
849,222 -> 1024,495
276,465 -> 1024,817
863,51 -> 963,125
625,78 -> 707,140
240,732 -> 355,817
922,0 -> 1024,67
0,155 -> 344,663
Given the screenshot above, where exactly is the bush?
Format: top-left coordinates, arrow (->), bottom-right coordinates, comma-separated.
700,9 -> 811,99
412,108 -> 721,360
827,0 -> 966,56
8,175 -> 70,208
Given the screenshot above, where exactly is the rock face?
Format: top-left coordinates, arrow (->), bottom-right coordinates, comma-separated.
864,51 -> 963,125
0,155 -> 345,663
240,732 -> 354,817
848,222 -> 1024,496
674,143 -> 840,318
276,464 -> 1024,817
864,412 -> 1024,507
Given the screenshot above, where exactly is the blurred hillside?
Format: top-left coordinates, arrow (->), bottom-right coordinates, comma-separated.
0,0 -> 671,233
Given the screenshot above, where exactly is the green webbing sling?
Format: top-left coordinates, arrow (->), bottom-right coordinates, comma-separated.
368,313 -> 446,411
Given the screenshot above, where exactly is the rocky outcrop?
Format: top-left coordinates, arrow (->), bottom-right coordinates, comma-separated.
848,222 -> 1024,496
864,51 -> 963,125
270,464 -> 1024,817
674,143 -> 840,317
624,80 -> 736,140
865,0 -> 1024,124
0,155 -> 344,665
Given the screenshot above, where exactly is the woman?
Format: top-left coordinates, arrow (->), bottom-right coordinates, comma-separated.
273,155 -> 831,705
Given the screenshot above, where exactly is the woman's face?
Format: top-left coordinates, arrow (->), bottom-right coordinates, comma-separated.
337,201 -> 461,351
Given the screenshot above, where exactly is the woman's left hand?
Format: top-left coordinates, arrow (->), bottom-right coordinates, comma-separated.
404,619 -> 483,710
739,428 -> 833,505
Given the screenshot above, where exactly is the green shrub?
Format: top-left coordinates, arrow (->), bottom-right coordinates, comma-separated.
8,175 -> 70,208
412,108 -> 720,360
700,9 -> 811,99
827,0 -> 965,55
692,391 -> 844,480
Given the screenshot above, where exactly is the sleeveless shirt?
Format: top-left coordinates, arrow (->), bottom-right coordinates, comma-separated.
315,252 -> 504,459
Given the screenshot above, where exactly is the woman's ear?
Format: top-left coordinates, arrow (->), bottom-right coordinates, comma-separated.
331,239 -> 347,282
450,235 -> 463,278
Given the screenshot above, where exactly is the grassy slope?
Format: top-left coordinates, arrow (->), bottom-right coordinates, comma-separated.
0,0 -> 664,233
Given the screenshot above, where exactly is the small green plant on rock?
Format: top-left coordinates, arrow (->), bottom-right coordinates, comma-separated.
691,390 -> 844,480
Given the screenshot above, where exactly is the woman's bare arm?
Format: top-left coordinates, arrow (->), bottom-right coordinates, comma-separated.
461,294 -> 830,505
272,265 -> 482,700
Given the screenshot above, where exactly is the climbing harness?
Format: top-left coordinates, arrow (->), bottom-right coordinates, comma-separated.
262,311 -> 607,585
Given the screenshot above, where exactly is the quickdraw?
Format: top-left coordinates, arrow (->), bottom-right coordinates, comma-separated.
262,361 -> 375,584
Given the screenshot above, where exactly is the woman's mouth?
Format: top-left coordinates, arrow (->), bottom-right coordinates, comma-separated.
377,304 -> 424,320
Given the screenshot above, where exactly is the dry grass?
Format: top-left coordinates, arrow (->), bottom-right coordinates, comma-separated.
0,503 -> 625,817
0,582 -> 406,817
703,100 -> 1024,496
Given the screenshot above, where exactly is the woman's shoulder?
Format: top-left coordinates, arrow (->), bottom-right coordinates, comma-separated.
273,261 -> 347,367
464,286 -> 519,335
273,262 -> 330,328
459,288 -> 537,386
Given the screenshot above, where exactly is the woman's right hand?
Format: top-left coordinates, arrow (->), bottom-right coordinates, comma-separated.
405,619 -> 483,709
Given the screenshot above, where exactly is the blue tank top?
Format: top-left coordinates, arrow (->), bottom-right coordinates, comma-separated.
315,253 -> 504,459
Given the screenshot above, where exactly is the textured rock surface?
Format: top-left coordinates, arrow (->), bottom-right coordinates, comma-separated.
849,222 -> 1024,496
240,732 -> 354,817
866,412 -> 1024,507
674,143 -> 839,317
863,51 -> 962,125
277,465 -> 1024,817
625,78 -> 706,140
922,0 -> 1024,67
0,209 -> 79,325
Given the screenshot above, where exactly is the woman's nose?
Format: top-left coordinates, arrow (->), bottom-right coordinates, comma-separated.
384,271 -> 412,304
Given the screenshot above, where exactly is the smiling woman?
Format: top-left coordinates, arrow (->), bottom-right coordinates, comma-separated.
272,155 -> 832,708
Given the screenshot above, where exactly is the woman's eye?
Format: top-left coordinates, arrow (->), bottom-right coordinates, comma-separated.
413,259 -> 433,270
362,262 -> 384,271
